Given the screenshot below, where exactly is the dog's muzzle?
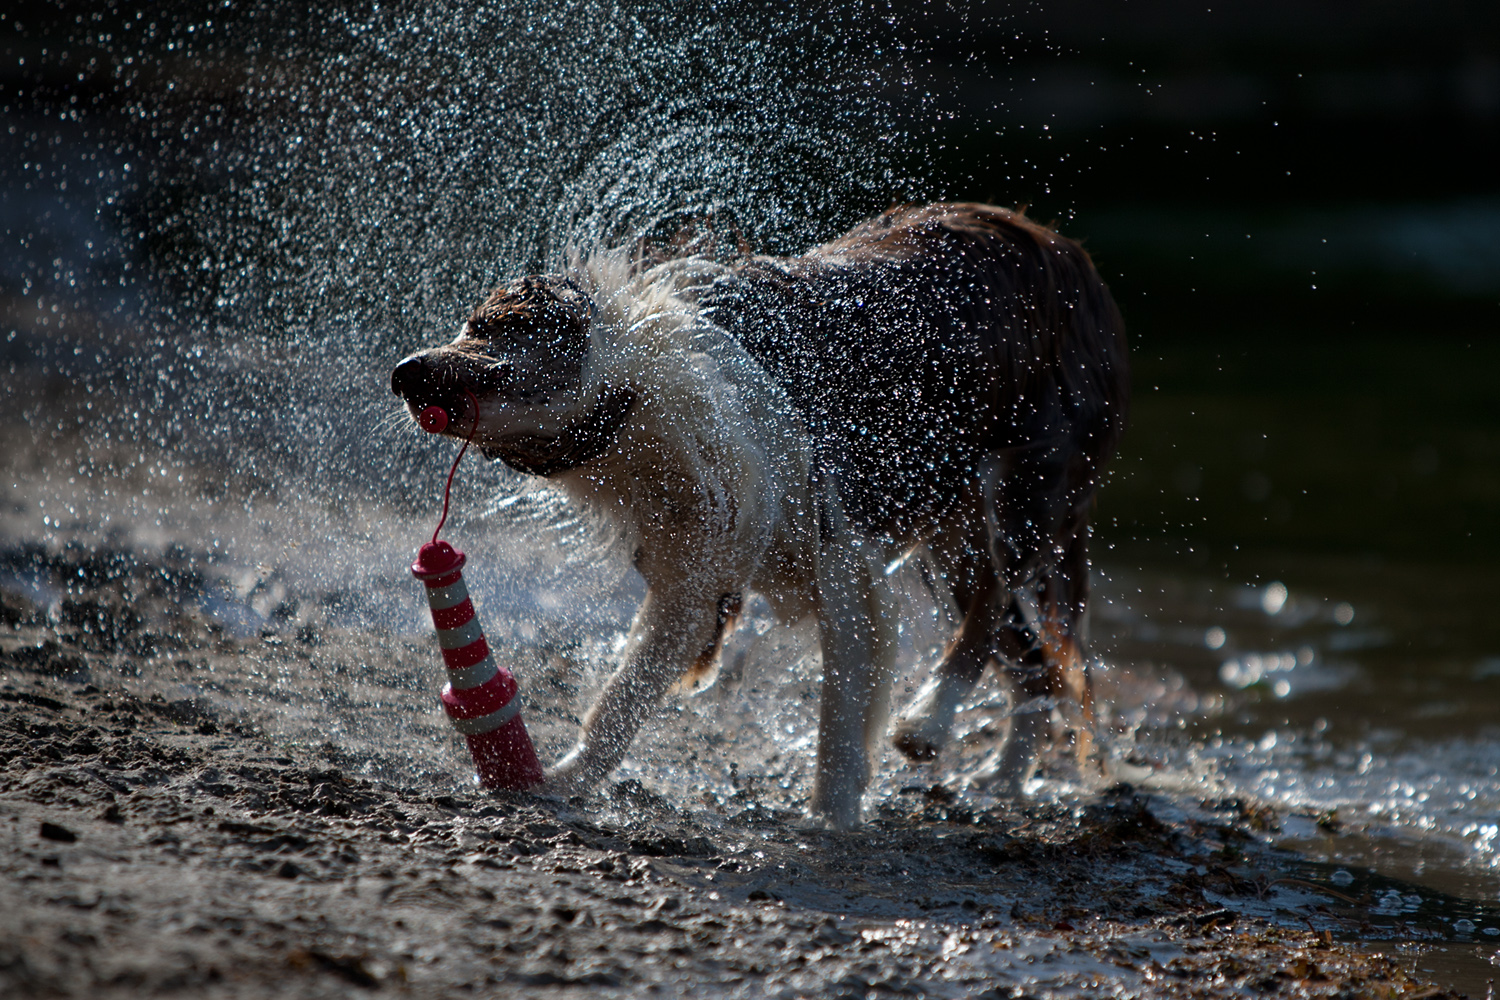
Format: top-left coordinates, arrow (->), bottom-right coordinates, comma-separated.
392,352 -> 468,427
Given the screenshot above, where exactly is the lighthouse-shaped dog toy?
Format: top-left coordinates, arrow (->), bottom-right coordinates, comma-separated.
410,402 -> 544,790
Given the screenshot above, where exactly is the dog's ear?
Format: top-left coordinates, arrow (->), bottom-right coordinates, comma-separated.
541,276 -> 598,325
468,276 -> 593,364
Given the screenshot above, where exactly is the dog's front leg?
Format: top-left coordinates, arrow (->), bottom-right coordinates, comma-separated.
543,584 -> 724,796
810,518 -> 898,830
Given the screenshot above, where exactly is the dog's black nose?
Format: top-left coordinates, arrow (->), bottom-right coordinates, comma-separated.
391,352 -> 467,425
391,353 -> 431,399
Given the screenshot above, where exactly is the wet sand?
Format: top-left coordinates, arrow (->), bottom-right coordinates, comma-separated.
0,539 -> 1467,998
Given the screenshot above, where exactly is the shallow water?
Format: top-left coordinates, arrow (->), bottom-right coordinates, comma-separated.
6,364 -> 1500,990
8,415 -> 1500,990
1084,332 -> 1500,991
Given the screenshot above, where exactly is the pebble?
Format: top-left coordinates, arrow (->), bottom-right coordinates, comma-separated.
40,821 -> 77,843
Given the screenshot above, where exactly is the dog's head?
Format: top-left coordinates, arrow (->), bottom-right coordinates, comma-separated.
391,275 -> 634,475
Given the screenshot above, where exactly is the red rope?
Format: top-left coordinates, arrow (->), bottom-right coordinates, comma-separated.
431,389 -> 481,546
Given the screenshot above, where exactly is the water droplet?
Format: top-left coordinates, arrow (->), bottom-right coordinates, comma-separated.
1261,581 -> 1288,615
1330,869 -> 1354,886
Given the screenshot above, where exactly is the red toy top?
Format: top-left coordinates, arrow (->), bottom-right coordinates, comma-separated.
411,539 -> 465,579
419,405 -> 450,434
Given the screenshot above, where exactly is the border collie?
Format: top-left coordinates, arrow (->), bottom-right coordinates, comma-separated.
391,203 -> 1129,828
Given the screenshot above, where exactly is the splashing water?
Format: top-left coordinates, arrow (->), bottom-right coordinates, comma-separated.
5,1 -> 983,798
7,1 -> 933,595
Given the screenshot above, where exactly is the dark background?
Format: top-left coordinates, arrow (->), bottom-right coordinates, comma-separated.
893,1 -> 1500,577
3,0 -> 1498,574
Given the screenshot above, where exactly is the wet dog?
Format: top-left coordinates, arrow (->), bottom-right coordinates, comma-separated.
391,203 -> 1128,828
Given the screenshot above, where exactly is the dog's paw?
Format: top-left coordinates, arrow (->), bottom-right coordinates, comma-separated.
809,783 -> 865,831
891,719 -> 945,762
966,713 -> 1046,798
891,674 -> 968,761
806,802 -> 863,832
964,758 -> 1031,799
539,750 -> 601,798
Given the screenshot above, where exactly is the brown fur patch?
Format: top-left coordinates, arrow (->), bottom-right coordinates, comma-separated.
467,276 -> 591,369
673,593 -> 743,695
1038,621 -> 1095,768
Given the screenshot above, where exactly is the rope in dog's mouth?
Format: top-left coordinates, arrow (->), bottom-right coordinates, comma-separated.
429,389 -> 480,546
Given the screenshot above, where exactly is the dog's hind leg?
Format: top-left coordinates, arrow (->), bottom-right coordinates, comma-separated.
984,532 -> 1097,794
891,569 -> 999,762
891,470 -> 1009,763
1038,530 -> 1096,769
968,448 -> 1099,794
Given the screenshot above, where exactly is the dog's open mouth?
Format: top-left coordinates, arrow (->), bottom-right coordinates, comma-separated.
393,346 -> 635,477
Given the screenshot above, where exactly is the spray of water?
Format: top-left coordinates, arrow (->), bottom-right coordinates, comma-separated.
8,2 -> 1186,821
8,1 -> 956,588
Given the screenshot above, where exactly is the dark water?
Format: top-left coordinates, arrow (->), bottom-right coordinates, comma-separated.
1086,311 -> 1500,991
4,1 -> 1500,993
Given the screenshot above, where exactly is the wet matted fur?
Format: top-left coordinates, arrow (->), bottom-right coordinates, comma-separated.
391,202 -> 1129,828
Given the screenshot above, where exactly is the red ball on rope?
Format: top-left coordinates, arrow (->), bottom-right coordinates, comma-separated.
419,405 -> 450,434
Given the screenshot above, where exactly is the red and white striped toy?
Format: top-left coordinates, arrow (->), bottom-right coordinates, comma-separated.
410,402 -> 544,791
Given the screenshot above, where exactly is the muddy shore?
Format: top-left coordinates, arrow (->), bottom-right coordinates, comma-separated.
0,540 -> 1469,999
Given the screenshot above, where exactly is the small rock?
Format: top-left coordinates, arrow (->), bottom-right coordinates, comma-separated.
40,821 -> 77,843
43,652 -> 89,676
